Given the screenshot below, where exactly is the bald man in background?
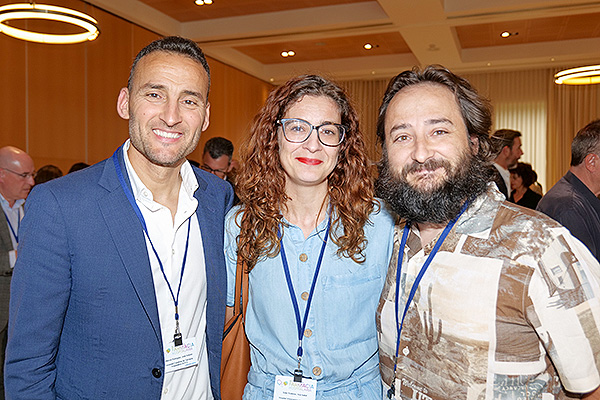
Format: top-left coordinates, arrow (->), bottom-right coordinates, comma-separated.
0,146 -> 35,399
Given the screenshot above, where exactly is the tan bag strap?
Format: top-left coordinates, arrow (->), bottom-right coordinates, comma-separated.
233,254 -> 249,318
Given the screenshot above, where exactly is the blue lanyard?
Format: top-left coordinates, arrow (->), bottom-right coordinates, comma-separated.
2,207 -> 20,243
387,199 -> 471,399
112,148 -> 191,346
280,217 -> 330,382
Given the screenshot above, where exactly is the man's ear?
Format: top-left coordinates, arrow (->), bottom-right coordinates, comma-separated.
584,152 -> 598,172
116,88 -> 130,120
202,102 -> 211,132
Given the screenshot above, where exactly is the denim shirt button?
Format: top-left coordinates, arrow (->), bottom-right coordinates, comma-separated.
301,291 -> 309,301
299,253 -> 308,262
312,366 -> 322,376
304,329 -> 313,338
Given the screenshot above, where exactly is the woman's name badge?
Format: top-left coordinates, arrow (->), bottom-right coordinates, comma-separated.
273,375 -> 317,400
164,337 -> 199,374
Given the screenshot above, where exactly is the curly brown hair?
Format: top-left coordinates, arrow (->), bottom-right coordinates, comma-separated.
235,74 -> 375,270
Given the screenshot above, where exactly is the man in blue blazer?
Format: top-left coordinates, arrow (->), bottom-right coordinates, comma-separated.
5,37 -> 233,399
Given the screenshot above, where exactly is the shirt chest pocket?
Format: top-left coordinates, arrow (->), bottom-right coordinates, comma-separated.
319,268 -> 383,351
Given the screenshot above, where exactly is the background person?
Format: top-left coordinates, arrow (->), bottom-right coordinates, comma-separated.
225,75 -> 394,399
537,119 -> 600,261
67,162 -> 89,173
490,129 -> 523,198
0,146 -> 35,400
508,162 -> 542,209
34,164 -> 63,185
202,136 -> 239,204
202,136 -> 234,179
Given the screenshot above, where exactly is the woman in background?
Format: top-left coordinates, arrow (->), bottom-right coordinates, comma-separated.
509,162 -> 542,209
225,75 -> 394,399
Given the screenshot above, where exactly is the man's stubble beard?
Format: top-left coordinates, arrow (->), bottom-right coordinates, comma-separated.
376,147 -> 492,224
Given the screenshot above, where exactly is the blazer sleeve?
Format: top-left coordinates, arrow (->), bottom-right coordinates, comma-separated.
5,185 -> 71,399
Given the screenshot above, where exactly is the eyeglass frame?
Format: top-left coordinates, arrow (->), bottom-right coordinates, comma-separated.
1,167 -> 36,179
200,164 -> 228,178
277,118 -> 346,147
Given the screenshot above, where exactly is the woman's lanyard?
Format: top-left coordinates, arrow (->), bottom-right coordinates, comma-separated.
112,149 -> 191,347
279,217 -> 331,382
387,200 -> 471,399
2,207 -> 20,243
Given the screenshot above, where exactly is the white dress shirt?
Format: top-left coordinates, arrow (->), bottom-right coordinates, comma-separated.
0,194 -> 24,268
123,140 -> 213,400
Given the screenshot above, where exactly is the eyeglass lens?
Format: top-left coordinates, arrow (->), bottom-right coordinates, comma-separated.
281,119 -> 344,146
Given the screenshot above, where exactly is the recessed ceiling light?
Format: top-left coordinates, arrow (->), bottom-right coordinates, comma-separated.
501,31 -> 510,38
281,50 -> 295,58
364,43 -> 372,50
195,0 -> 212,5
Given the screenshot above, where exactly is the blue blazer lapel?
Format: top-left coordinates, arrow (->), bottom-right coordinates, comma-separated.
98,147 -> 162,345
193,169 -> 228,396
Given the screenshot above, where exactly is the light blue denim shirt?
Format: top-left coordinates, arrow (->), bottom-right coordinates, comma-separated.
225,201 -> 395,399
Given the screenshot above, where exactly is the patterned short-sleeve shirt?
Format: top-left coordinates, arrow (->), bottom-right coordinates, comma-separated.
377,185 -> 600,400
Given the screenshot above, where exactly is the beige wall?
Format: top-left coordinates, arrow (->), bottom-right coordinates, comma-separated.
0,0 -> 272,173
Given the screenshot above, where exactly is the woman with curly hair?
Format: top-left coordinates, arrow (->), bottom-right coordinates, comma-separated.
224,74 -> 395,399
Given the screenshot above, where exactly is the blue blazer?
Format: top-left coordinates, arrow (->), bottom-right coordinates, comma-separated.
5,148 -> 233,399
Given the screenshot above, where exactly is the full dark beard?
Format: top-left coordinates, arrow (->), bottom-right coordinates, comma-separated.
376,150 -> 492,224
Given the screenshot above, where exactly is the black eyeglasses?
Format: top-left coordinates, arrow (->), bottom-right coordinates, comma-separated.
201,164 -> 227,178
277,118 -> 346,147
1,167 -> 36,179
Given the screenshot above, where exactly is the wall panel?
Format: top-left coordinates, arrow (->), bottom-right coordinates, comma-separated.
27,35 -> 86,172
0,18 -> 27,150
191,57 -> 273,163
86,7 -> 136,165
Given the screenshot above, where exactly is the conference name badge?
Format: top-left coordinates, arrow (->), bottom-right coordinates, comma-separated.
164,337 -> 199,374
273,375 -> 317,400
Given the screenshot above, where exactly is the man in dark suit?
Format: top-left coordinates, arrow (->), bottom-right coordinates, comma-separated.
490,129 -> 523,198
5,37 -> 233,400
0,146 -> 35,400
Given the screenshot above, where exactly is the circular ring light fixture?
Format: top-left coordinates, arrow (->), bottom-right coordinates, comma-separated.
555,65 -> 600,85
0,3 -> 100,44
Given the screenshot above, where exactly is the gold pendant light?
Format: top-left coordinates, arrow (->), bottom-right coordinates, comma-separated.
555,65 -> 600,85
0,2 -> 99,44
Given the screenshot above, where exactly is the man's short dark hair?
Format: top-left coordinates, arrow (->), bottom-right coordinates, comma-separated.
491,129 -> 522,156
203,137 -> 234,160
376,64 -> 494,163
128,36 -> 211,95
571,119 -> 600,166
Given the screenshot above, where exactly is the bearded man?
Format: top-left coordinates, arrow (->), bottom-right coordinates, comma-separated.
375,65 -> 600,400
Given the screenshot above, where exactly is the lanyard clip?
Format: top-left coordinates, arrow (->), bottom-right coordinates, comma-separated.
386,382 -> 395,399
293,369 -> 303,383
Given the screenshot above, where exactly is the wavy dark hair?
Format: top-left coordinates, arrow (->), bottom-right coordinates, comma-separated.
509,162 -> 537,188
376,65 -> 494,163
236,74 -> 375,269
